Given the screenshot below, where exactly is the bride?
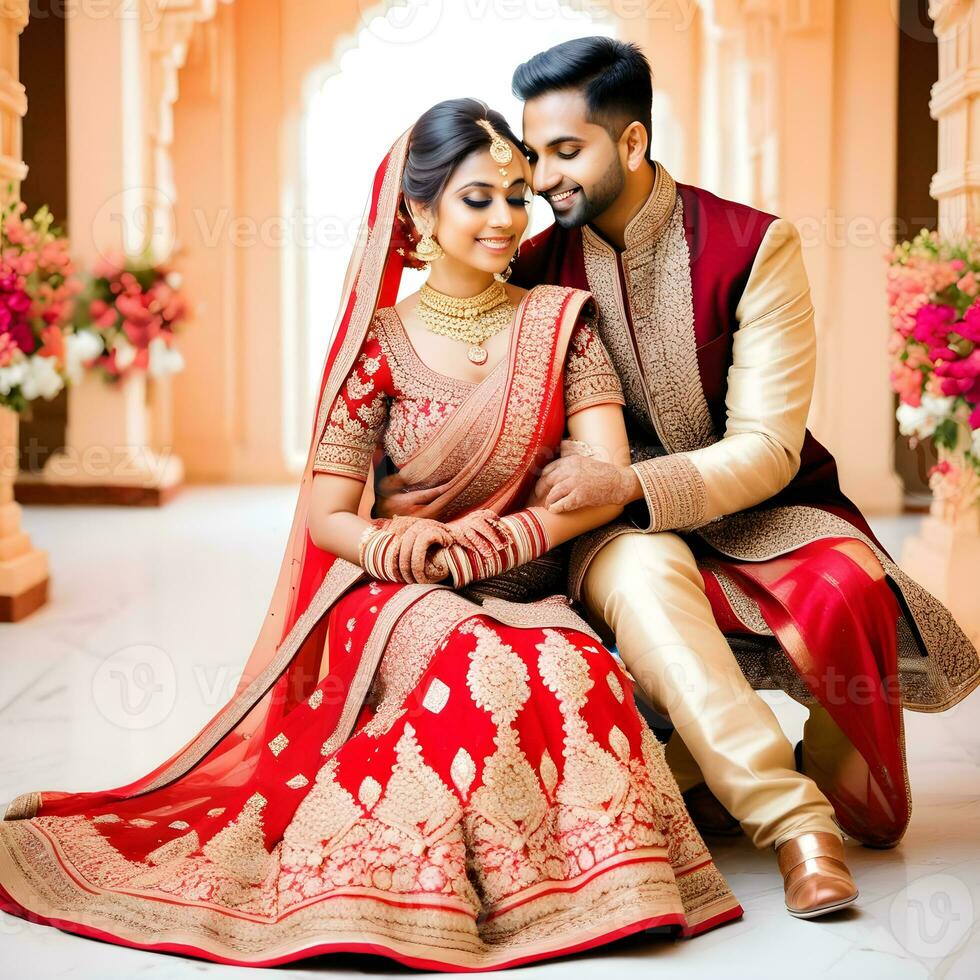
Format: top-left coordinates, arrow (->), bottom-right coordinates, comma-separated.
0,99 -> 742,970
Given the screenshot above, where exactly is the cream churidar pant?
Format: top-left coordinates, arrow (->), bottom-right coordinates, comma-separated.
581,530 -> 842,851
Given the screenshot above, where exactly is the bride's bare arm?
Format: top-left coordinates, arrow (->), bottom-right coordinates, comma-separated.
308,473 -> 372,562
309,472 -> 454,583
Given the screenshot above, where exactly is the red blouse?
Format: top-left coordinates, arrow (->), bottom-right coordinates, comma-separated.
312,304 -> 624,483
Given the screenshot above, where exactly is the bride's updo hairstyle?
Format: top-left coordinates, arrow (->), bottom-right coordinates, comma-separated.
395,98 -> 524,267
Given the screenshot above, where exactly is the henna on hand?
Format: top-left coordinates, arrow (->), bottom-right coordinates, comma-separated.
532,455 -> 637,514
447,509 -> 510,559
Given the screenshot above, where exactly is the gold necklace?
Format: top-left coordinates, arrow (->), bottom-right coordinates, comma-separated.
417,280 -> 514,365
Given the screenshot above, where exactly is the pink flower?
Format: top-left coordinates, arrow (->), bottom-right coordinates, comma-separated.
88,298 -> 118,329
930,460 -> 954,478
0,331 -> 17,367
905,344 -> 931,369
121,317 -> 162,350
890,362 -> 924,405
957,273 -> 979,297
91,251 -> 126,280
970,404 -> 980,429
36,324 -> 65,365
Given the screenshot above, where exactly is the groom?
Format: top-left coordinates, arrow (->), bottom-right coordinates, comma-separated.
503,36 -> 974,916
502,35 -> 861,918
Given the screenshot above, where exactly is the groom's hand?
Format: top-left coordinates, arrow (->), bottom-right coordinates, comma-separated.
531,457 -> 641,514
374,478 -> 441,519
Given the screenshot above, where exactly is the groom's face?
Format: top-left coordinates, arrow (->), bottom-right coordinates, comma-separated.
521,90 -> 625,229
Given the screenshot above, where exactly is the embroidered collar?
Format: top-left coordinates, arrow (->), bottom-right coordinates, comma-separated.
624,161 -> 677,251
583,161 -> 678,255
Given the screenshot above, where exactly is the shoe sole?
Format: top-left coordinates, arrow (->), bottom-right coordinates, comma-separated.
786,890 -> 859,919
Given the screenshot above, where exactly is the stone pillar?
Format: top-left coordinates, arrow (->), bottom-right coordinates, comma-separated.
16,2 -> 230,505
0,0 -> 48,619
900,0 -> 980,647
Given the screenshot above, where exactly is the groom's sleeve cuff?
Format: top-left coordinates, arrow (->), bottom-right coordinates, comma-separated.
630,455 -> 708,533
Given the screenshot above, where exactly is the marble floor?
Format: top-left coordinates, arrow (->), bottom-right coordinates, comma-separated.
0,489 -> 978,978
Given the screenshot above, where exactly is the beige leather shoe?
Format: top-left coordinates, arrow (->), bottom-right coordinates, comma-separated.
776,831 -> 859,918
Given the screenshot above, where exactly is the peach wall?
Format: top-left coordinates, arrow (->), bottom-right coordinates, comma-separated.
812,0 -> 903,514
646,0 -> 903,515
172,0 -> 374,482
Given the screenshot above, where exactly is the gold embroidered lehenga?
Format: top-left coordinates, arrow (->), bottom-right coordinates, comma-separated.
0,131 -> 742,969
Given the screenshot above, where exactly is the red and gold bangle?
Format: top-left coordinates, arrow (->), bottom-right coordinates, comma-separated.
444,510 -> 550,588
358,520 -> 403,583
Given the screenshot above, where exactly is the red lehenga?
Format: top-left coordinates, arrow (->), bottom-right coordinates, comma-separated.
0,131 -> 742,970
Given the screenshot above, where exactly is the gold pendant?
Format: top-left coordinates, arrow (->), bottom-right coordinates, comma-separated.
468,345 -> 488,365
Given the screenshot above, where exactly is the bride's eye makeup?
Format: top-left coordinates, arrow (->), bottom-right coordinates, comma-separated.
462,196 -> 530,209
460,179 -> 531,210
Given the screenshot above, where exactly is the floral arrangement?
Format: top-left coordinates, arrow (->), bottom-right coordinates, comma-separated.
73,250 -> 189,383
0,192 -> 88,413
887,229 -> 980,514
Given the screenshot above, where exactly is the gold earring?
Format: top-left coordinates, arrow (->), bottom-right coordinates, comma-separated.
412,230 -> 444,264
494,243 -> 520,282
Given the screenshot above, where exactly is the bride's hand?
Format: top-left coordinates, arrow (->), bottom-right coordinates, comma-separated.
391,517 -> 455,583
423,547 -> 451,584
448,509 -> 510,558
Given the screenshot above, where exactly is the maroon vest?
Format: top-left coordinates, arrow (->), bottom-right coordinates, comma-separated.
513,182 -> 880,547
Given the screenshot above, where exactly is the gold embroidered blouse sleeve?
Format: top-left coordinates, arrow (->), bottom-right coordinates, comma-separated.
631,218 -> 816,530
563,310 -> 626,416
311,322 -> 392,482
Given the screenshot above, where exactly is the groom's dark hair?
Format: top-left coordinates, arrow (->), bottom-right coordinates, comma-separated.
512,37 -> 653,160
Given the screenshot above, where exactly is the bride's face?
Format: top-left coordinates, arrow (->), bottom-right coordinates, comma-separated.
419,143 -> 532,277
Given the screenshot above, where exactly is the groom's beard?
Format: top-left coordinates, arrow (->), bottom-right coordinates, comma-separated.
550,157 -> 625,229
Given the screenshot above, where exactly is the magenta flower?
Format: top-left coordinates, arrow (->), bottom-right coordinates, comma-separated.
959,302 -> 980,343
0,271 -> 35,353
935,349 -> 980,400
913,303 -> 957,349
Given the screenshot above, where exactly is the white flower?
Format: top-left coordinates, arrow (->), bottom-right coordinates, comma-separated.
0,359 -> 28,396
896,394 -> 957,441
20,354 -> 65,401
112,336 -> 137,370
147,336 -> 185,377
64,329 -> 103,383
973,426 -> 980,458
